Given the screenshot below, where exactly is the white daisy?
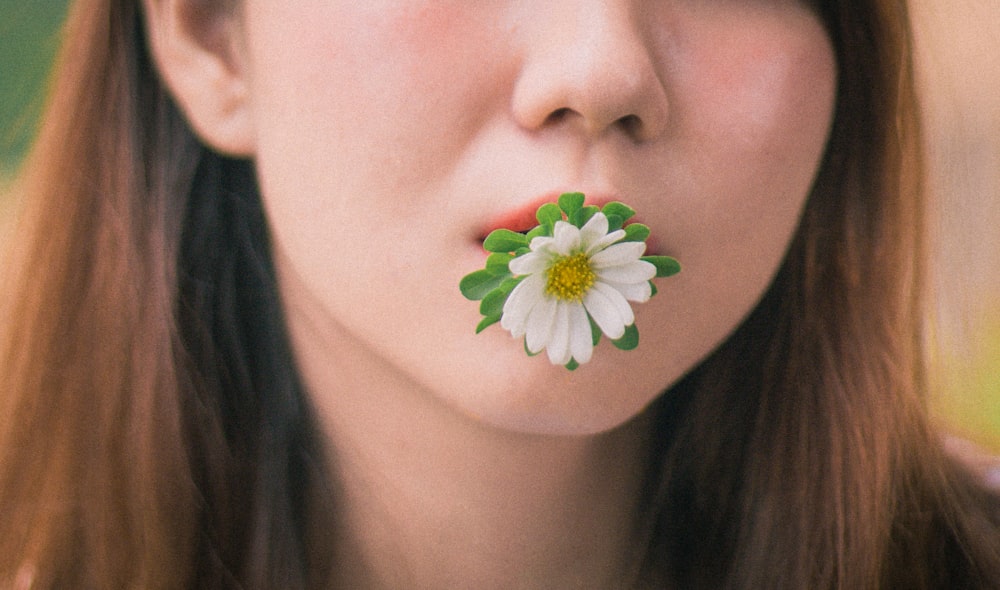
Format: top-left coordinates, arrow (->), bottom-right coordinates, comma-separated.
500,212 -> 656,366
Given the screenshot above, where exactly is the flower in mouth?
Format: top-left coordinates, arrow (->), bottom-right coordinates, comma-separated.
461,193 -> 680,370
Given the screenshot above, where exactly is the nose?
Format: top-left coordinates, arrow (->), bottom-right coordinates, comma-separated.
511,2 -> 669,143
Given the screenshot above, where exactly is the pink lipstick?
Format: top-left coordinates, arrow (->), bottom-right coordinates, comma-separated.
478,192 -> 661,255
480,193 -> 614,238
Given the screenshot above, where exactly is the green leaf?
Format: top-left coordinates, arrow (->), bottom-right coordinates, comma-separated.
536,203 -> 563,226
601,201 -> 636,223
479,276 -> 521,317
612,324 -> 639,351
649,281 -> 658,298
498,276 -> 526,295
605,214 -> 624,232
589,314 -> 602,346
485,252 -> 513,276
623,223 -> 650,243
483,229 -> 528,253
565,359 -> 580,371
460,269 -> 504,300
476,315 -> 501,333
479,286 -> 511,318
525,224 -> 550,242
641,255 -> 681,278
570,205 -> 599,228
558,192 -> 585,218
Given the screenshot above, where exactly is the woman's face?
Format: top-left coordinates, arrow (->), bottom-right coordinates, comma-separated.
237,0 -> 836,435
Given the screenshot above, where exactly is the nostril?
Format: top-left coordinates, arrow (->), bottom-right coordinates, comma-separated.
617,114 -> 642,137
538,108 -> 650,141
545,107 -> 574,126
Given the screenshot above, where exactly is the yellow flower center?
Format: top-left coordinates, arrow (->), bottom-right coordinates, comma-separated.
545,252 -> 595,301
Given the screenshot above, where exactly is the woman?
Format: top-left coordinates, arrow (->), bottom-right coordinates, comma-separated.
1,0 -> 998,587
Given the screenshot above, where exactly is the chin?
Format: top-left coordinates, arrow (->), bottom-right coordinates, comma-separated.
440,351 -> 673,437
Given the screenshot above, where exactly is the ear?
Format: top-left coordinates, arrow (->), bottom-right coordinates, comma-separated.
142,0 -> 254,156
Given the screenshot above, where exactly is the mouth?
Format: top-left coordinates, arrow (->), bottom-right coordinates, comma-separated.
476,192 -> 661,255
478,193 -> 615,240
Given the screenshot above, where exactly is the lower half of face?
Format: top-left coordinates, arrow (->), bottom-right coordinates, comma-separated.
242,0 -> 837,436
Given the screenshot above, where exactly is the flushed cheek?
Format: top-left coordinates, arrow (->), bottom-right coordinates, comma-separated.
658,14 -> 835,346
671,13 -> 835,228
682,18 -> 835,167
245,1 -> 511,199
241,2 -> 516,314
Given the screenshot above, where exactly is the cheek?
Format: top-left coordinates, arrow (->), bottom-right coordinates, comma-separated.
660,11 -> 836,349
682,13 -> 836,172
241,1 -> 510,301
681,11 -> 835,225
243,1 -> 509,199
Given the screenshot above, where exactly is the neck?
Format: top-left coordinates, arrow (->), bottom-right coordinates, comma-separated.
284,283 -> 654,589
329,412 -> 652,589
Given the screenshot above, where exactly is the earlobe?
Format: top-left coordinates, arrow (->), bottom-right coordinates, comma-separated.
142,0 -> 255,157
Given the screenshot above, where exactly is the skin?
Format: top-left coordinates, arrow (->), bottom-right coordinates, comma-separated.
145,0 -> 837,586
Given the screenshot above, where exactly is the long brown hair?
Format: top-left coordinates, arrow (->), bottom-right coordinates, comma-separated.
1,0 -> 997,588
0,0 -> 324,586
639,1 -> 1000,587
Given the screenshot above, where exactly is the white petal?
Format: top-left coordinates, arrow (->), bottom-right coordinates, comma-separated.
589,241 -> 646,269
585,229 -> 627,256
593,259 -> 656,284
527,235 -> 556,252
546,302 -> 572,365
551,221 -> 581,255
508,251 -> 551,276
601,279 -> 652,303
583,285 -> 628,340
501,274 -> 545,337
525,296 -> 557,354
568,303 -> 594,364
592,282 -> 635,327
578,212 -> 609,251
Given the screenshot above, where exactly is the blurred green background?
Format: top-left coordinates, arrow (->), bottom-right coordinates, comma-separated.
1,2 -> 998,452
1,0 -> 67,174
